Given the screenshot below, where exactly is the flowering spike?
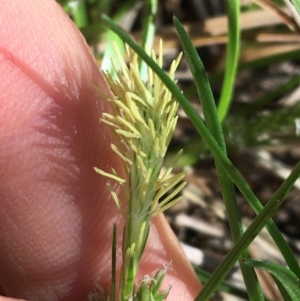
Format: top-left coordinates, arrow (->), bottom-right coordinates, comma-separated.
94,41 -> 186,301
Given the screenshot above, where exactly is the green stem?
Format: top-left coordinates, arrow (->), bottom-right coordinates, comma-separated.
120,220 -> 150,301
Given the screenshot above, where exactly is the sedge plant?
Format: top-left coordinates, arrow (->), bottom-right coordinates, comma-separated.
99,10 -> 300,301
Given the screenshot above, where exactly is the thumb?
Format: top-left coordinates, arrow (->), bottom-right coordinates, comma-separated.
0,0 -> 121,299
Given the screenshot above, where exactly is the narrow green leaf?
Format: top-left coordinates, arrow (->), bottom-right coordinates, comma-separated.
217,0 -> 240,122
274,277 -> 293,301
244,259 -> 300,301
173,17 -> 224,149
173,15 -> 264,301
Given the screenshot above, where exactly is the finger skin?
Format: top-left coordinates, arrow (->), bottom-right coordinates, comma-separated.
0,0 -> 201,300
0,0 -> 121,299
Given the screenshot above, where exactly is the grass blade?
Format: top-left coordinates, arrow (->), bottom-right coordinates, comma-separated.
217,0 -> 240,122
173,15 -> 263,301
244,259 -> 300,301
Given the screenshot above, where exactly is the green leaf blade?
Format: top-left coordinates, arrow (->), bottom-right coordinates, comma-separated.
244,259 -> 300,301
